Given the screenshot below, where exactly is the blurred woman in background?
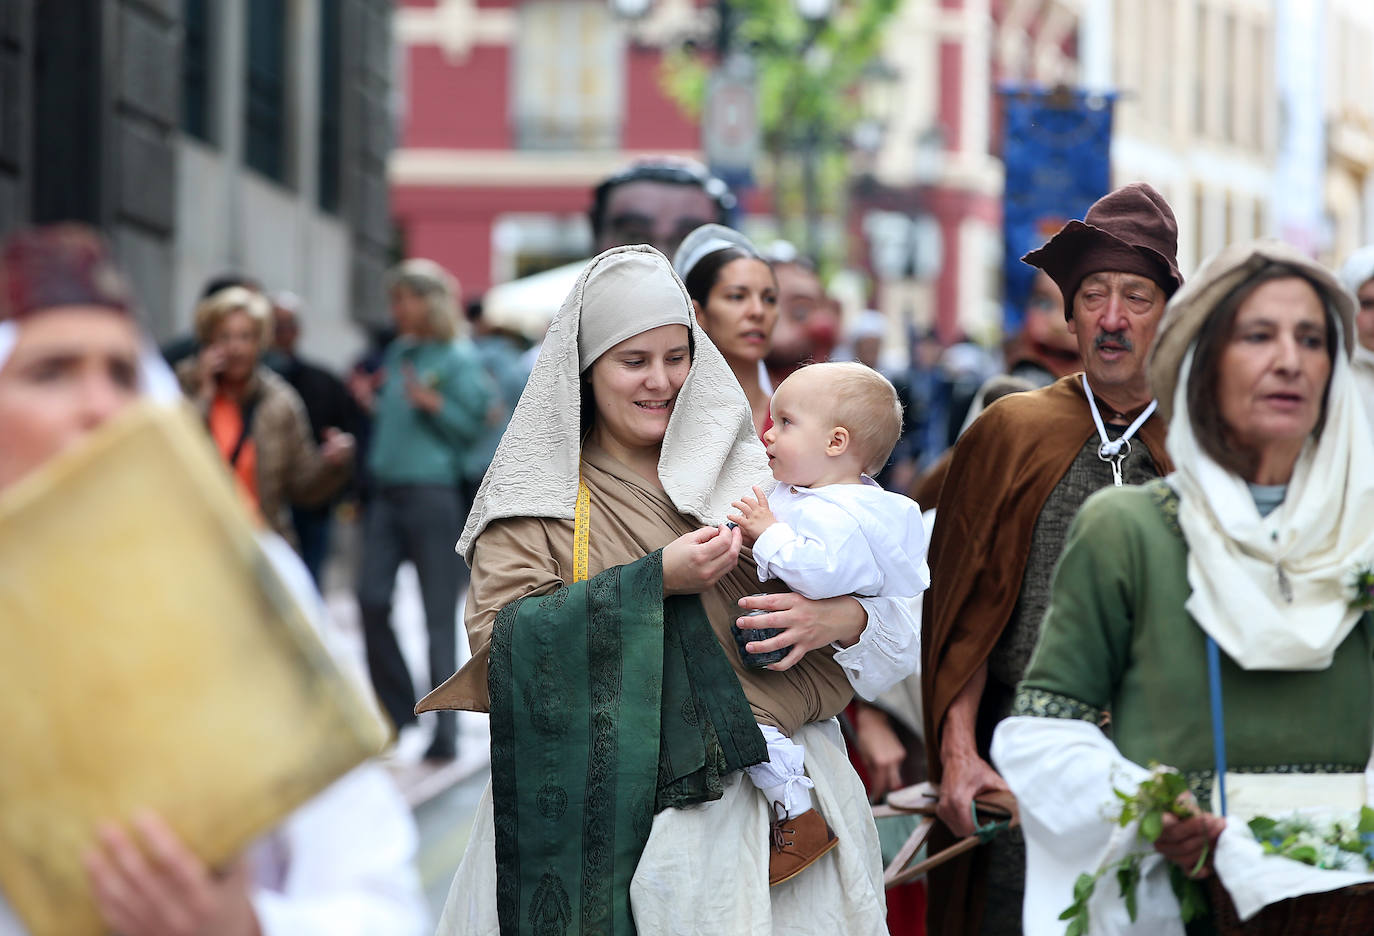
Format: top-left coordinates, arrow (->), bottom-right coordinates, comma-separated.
675,224 -> 779,437
355,259 -> 493,761
178,286 -> 354,545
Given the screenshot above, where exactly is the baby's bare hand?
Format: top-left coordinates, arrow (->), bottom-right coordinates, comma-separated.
727,485 -> 775,544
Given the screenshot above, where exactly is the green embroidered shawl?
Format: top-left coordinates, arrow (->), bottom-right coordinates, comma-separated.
488,549 -> 767,935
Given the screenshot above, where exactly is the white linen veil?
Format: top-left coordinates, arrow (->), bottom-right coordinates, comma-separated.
457,245 -> 770,561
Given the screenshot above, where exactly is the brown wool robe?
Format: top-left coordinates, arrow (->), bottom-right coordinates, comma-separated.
920,374 -> 1173,936
420,441 -> 854,738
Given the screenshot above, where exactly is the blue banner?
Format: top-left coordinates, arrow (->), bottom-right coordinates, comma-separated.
1000,86 -> 1115,332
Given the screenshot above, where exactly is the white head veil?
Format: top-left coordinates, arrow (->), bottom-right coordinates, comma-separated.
457,245 -> 769,560
1149,240 -> 1374,670
672,224 -> 761,284
1338,244 -> 1374,297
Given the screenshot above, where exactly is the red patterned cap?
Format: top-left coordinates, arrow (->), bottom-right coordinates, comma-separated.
0,224 -> 133,321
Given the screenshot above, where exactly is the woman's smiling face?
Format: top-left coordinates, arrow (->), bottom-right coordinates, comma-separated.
587,324 -> 692,452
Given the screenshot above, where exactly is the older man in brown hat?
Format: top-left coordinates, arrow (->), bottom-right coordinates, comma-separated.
921,183 -> 1183,935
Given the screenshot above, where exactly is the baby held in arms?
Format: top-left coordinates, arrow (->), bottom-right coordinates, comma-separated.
729,361 -> 928,886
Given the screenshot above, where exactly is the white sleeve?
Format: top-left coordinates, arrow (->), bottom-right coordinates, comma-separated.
250,765 -> 430,936
837,595 -> 921,700
991,717 -> 1184,936
751,507 -> 881,600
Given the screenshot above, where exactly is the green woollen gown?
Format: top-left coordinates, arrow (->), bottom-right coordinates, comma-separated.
1015,479 -> 1374,812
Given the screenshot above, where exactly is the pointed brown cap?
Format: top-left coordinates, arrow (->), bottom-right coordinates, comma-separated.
1022,182 -> 1183,318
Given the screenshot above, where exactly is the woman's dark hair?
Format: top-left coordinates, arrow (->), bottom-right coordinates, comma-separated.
682,246 -> 767,306
1186,264 -> 1339,478
581,376 -> 597,437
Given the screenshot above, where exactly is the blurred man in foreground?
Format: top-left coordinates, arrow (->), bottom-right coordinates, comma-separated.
0,225 -> 427,936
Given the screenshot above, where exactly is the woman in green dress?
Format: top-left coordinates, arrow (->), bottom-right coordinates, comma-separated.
991,240 -> 1374,935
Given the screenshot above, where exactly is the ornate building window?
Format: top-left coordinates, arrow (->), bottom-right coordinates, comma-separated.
512,1 -> 624,150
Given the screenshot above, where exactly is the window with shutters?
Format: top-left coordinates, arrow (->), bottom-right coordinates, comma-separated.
182,0 -> 214,142
512,1 -> 624,150
317,0 -> 341,212
244,0 -> 288,183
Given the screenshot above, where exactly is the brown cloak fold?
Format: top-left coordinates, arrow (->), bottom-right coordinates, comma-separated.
920,374 -> 1172,935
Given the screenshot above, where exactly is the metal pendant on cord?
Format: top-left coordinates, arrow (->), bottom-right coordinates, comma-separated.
1081,374 -> 1158,487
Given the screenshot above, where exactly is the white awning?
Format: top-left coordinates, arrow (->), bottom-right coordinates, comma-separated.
481,259 -> 587,340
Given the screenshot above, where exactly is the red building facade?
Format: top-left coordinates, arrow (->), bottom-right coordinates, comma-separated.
392,0 -> 1080,341
392,0 -> 708,301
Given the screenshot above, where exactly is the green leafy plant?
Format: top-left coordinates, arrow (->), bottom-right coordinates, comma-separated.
1057,764 -> 1209,936
658,0 -> 901,268
1349,565 -> 1374,614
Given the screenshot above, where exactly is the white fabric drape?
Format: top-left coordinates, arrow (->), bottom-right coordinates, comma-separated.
457,245 -> 769,560
1353,344 -> 1374,439
992,717 -> 1185,936
435,719 -> 887,936
1212,818 -> 1374,920
1166,343 -> 1374,671
994,716 -> 1374,932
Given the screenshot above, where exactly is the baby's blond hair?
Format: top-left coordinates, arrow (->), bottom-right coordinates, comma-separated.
794,361 -> 903,475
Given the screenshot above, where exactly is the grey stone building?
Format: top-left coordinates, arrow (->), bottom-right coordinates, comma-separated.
0,0 -> 394,366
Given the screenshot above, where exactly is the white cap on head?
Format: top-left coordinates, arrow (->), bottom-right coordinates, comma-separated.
848,310 -> 887,342
0,321 -> 14,371
671,224 -> 761,284
1339,245 -> 1374,296
576,250 -> 692,370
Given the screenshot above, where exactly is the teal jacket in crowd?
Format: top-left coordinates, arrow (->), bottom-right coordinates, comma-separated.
367,337 -> 493,487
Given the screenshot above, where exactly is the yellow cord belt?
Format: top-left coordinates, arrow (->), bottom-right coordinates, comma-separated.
573,475 -> 591,584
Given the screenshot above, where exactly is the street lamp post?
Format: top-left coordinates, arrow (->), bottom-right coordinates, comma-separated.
717,0 -> 735,56
801,123 -> 822,261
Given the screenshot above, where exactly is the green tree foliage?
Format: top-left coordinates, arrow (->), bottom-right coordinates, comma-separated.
661,0 -> 901,261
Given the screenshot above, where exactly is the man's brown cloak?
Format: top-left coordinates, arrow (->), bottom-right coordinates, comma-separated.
920,374 -> 1173,935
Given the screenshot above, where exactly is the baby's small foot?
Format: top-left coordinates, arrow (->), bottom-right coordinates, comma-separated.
767,803 -> 839,887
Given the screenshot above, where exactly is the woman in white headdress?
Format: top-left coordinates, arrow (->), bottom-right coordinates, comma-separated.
1337,244 -> 1374,436
991,241 -> 1374,934
674,224 -> 779,437
423,245 -> 901,934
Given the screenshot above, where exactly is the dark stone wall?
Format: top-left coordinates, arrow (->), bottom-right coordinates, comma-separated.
17,0 -> 179,330
0,0 -> 32,234
108,0 -> 180,333
1,0 -> 395,338
30,0 -> 102,226
343,0 -> 395,330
